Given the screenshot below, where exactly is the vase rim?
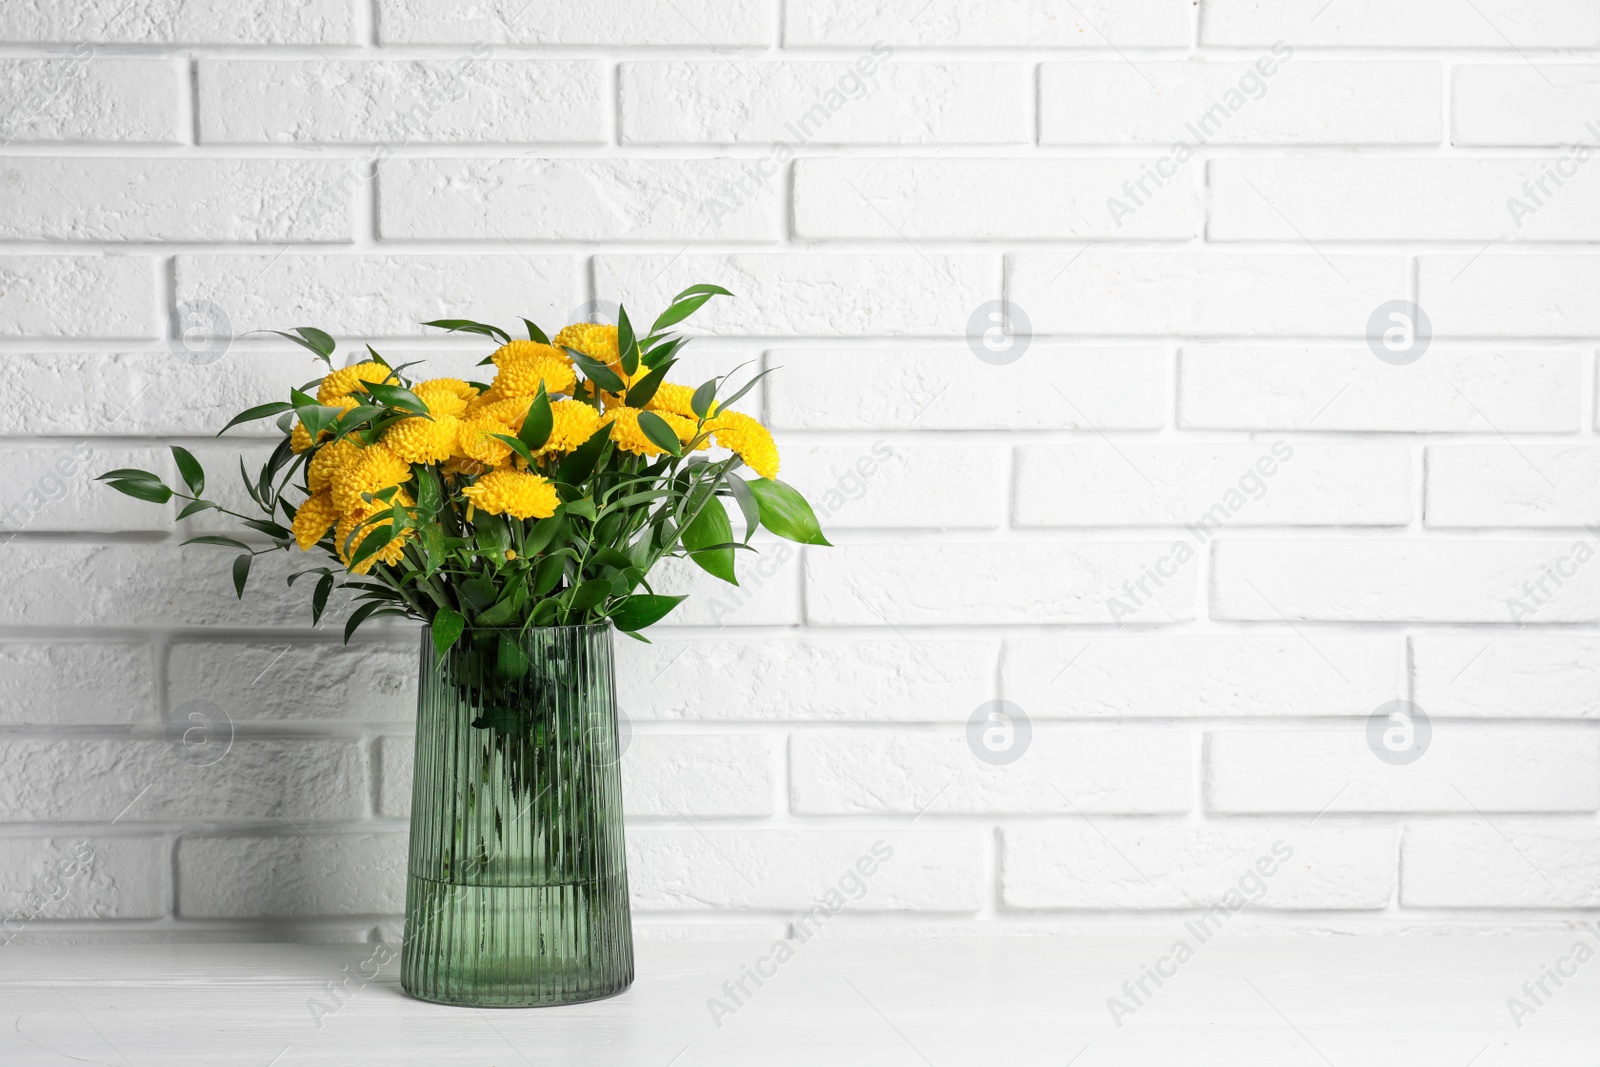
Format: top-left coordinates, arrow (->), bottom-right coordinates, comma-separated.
419,620 -> 615,635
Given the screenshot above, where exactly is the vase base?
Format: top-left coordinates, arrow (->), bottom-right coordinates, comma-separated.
400,874 -> 634,1008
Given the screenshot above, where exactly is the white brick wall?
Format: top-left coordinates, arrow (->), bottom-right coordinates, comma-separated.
3,2 -> 1599,945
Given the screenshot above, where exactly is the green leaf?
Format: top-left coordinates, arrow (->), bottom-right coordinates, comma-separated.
531,556 -> 565,596
564,578 -> 611,617
682,493 -> 737,584
431,607 -> 466,662
748,478 -> 831,546
181,534 -> 252,551
725,475 -> 760,541
557,423 -> 614,485
239,517 -> 291,539
522,318 -> 550,345
716,366 -> 776,414
617,306 -> 638,377
359,381 -> 429,414
640,335 -> 685,370
96,467 -> 163,484
609,593 -> 687,632
421,319 -> 512,345
260,327 -> 335,363
649,284 -> 732,335
691,379 -> 717,419
636,411 -> 682,456
564,347 -> 625,393
218,401 -> 294,436
176,499 -> 216,520
518,387 -> 553,452
106,479 -> 173,504
624,361 -> 674,408
523,509 -> 565,557
311,572 -> 335,626
231,553 -> 252,599
343,600 -> 396,644
489,433 -> 537,470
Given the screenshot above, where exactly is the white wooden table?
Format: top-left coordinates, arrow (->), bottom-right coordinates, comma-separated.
1,936 -> 1594,1064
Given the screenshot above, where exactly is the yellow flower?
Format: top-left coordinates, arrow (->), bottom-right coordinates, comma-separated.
382,413 -> 460,464
543,400 -> 604,455
412,378 -> 478,418
483,340 -> 577,401
647,382 -> 711,420
307,438 -> 362,494
291,490 -> 338,550
552,323 -> 618,365
316,362 -> 392,405
461,469 -> 560,520
331,443 -> 412,514
457,416 -> 515,467
335,498 -> 414,575
602,407 -> 669,458
290,397 -> 358,453
708,411 -> 779,478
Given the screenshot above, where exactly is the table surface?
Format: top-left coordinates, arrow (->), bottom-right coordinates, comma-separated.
1,936 -> 1595,1065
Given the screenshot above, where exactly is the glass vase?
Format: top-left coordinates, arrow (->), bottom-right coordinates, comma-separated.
400,622 -> 634,1007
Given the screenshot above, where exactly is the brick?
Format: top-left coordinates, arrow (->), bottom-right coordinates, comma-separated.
1014,442 -> 1410,526
0,642 -> 156,726
167,641 -> 417,723
377,732 -> 775,819
1420,255 -> 1600,337
629,829 -> 984,911
380,158 -> 776,241
0,0 -> 355,43
1201,0 -> 1600,46
1003,634 -> 1399,718
375,734 -> 410,818
620,60 -> 1024,144
806,542 -> 1199,626
1002,824 -> 1395,909
593,254 -> 995,337
0,837 -> 166,924
1412,635 -> 1600,719
0,442 -> 170,533
797,158 -> 1198,239
1210,158 -> 1600,242
779,442 -> 1007,529
178,833 -> 404,917
791,729 -> 1192,814
377,0 -> 770,44
0,158 -> 351,243
618,636 -> 995,723
0,256 -> 155,338
198,59 -> 602,144
1426,444 -> 1600,527
1206,728 -> 1600,813
1212,539 -> 1600,623
0,58 -> 178,143
174,254 -> 581,339
649,545 -> 802,627
1453,65 -> 1600,146
1041,60 -> 1441,145
785,0 -> 1189,45
1402,824 -> 1600,907
0,738 -> 367,822
0,544 -> 354,629
1009,252 -> 1404,336
1179,348 -> 1580,433
0,352 -> 316,437
766,348 -> 1166,430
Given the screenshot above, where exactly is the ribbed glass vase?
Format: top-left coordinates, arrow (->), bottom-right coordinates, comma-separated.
400,622 -> 634,1007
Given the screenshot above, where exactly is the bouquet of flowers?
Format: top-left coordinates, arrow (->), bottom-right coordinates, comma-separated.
98,284 -> 828,656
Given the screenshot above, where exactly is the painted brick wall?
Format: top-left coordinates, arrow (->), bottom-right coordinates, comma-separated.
2,0 -> 1599,945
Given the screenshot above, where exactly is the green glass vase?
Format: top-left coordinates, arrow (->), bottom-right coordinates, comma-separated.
400,622 -> 634,1006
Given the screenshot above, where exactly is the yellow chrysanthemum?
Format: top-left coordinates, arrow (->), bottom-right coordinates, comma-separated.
291,490 -> 338,550
708,411 -> 779,478
316,362 -> 393,405
457,416 -> 515,467
335,498 -> 414,575
552,323 -> 619,366
331,443 -> 412,514
543,400 -> 604,455
646,382 -> 712,420
382,413 -> 461,465
483,341 -> 578,400
307,437 -> 362,495
412,378 -> 477,418
461,469 -> 560,521
602,407 -> 670,459
290,397 -> 359,453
